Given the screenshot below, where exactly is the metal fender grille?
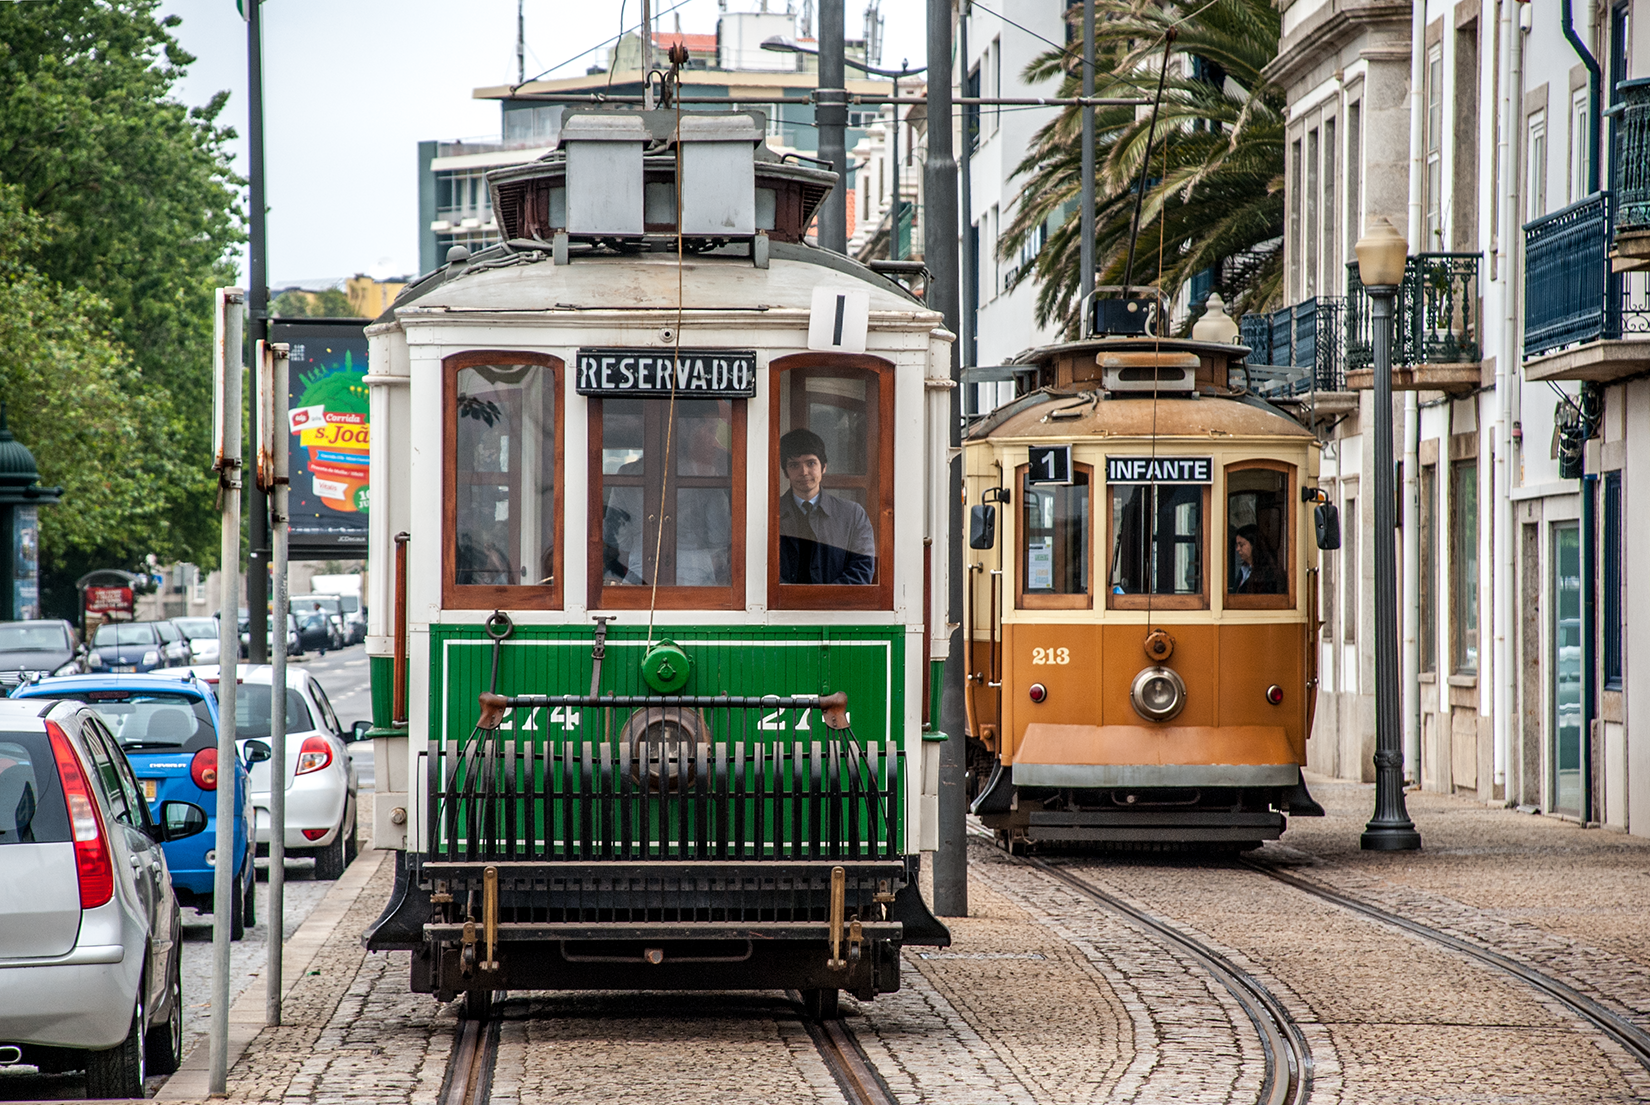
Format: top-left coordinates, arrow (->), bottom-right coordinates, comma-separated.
428,694 -> 904,863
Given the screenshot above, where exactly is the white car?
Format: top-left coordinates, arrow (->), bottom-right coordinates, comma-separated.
170,617 -> 221,665
183,665 -> 360,880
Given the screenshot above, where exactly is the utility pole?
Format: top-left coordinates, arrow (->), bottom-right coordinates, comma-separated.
260,341 -> 291,1026
246,0 -> 269,664
517,0 -> 526,85
1079,0 -> 1095,326
924,0 -> 966,918
818,0 -> 848,253
959,5 -> 973,403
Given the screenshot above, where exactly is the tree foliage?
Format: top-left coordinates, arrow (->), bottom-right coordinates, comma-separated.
0,0 -> 243,610
273,287 -> 358,318
1001,0 -> 1286,336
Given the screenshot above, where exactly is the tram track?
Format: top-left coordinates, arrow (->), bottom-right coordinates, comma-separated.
1241,859 -> 1650,1076
440,1004 -> 500,1105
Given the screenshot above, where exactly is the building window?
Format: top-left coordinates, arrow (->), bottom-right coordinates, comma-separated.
1570,88 -> 1591,203
1323,117 -> 1337,281
1552,521 -> 1583,813
443,352 -> 562,609
1320,529 -> 1336,642
1306,127 -> 1320,297
1451,459 -> 1479,673
1425,43 -> 1443,246
1419,463 -> 1438,673
1343,495 -> 1357,642
1018,465 -> 1092,608
1289,138 -> 1303,299
592,397 -> 745,610
1108,482 -> 1207,610
769,353 -> 895,611
965,64 -> 981,152
1346,102 -> 1362,264
1603,470 -> 1622,689
1226,463 -> 1294,609
1527,110 -> 1548,220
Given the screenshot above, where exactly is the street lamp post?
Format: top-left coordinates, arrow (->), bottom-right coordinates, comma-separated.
1355,217 -> 1422,852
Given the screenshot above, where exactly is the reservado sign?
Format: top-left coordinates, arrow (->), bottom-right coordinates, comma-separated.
575,348 -> 758,398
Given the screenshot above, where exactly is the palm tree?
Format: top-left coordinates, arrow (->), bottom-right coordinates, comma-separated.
999,0 -> 1286,336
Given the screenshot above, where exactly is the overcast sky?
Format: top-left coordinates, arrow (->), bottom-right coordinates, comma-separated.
155,0 -> 930,286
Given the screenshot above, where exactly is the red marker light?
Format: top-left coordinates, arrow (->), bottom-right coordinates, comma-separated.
1266,684 -> 1285,705
1029,683 -> 1047,703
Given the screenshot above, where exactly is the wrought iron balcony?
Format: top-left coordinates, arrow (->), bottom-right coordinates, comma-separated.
1344,254 -> 1482,392
1611,77 -> 1650,271
1523,188 -> 1650,379
1238,296 -> 1346,396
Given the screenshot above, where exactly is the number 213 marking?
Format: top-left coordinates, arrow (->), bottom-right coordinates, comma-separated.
1031,647 -> 1071,665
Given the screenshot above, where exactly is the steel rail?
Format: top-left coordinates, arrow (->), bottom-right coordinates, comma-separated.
440,1004 -> 501,1105
786,992 -> 898,1105
1023,856 -> 1312,1105
1243,860 -> 1650,1074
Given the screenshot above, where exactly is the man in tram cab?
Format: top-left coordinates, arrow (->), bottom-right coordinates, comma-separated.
777,428 -> 875,585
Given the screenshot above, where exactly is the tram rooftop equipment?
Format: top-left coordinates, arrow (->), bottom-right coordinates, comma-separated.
360,105 -> 953,1012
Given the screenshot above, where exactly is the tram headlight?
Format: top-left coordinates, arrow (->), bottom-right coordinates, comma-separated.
1130,666 -> 1186,722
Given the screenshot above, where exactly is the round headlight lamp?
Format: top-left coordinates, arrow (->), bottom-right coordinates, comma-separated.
1130,665 -> 1187,722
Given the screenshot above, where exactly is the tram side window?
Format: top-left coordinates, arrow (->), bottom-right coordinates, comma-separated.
1226,467 -> 1291,600
1108,483 -> 1204,603
452,361 -> 557,594
596,398 -> 739,595
1020,467 -> 1090,603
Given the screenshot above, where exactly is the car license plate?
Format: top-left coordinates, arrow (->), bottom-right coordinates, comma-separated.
112,665 -> 136,673
142,779 -> 158,801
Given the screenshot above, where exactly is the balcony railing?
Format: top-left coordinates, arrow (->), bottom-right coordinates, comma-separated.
1524,191 -> 1650,358
1238,296 -> 1345,395
1346,253 -> 1481,371
1616,78 -> 1650,236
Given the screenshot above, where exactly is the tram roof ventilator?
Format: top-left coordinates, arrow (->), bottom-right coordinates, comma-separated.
486,109 -> 838,268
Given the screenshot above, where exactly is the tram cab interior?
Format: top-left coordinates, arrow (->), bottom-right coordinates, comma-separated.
963,307 -> 1335,848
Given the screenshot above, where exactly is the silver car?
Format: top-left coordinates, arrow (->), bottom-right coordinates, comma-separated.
0,698 -> 206,1096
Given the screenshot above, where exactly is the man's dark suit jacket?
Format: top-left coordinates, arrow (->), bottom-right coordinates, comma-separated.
778,490 -> 876,585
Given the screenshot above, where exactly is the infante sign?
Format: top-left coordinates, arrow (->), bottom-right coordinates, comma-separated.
1104,456 -> 1213,484
575,348 -> 758,398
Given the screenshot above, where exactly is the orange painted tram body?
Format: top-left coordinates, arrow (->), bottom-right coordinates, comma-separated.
964,333 -> 1331,847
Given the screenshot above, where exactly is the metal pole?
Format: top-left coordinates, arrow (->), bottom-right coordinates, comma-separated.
210,290 -> 244,1095
1362,285 -> 1422,850
924,0 -> 966,916
890,71 -> 900,260
246,0 -> 269,665
266,343 -> 290,1025
818,0 -> 848,253
1079,0 -> 1095,321
517,0 -> 525,85
959,8 -> 974,409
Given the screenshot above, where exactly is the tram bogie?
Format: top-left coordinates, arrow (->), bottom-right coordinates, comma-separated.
361,107 -> 951,1005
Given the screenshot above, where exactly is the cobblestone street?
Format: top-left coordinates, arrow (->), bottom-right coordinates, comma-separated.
124,772 -> 1650,1105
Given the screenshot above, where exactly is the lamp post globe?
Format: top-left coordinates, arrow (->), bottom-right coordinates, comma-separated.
1355,216 -> 1422,851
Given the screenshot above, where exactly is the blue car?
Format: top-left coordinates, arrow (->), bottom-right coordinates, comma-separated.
11,672 -> 261,939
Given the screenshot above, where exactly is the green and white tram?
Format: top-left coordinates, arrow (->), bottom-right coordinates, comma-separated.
362,107 -> 951,1018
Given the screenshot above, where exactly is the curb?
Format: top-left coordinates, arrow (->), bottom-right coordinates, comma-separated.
154,845 -> 389,1101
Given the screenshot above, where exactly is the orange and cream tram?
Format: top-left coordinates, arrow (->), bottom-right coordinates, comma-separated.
964,308 -> 1334,849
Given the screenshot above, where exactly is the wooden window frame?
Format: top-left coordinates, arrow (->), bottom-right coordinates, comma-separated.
1223,459 -> 1298,611
767,352 -> 896,612
1015,461 -> 1094,610
442,350 -> 565,611
588,397 -> 748,612
1105,480 -> 1211,612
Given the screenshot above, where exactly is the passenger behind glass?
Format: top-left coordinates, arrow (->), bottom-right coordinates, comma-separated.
777,428 -> 875,585
1231,523 -> 1284,594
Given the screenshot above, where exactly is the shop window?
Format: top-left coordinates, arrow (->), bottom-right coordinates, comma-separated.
1604,471 -> 1622,689
1451,459 -> 1479,674
1108,481 -> 1206,610
1018,464 -> 1092,609
769,354 -> 895,610
591,397 -> 745,610
1225,463 -> 1293,609
443,352 -> 562,609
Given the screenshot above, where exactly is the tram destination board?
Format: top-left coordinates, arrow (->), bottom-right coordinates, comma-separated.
575,347 -> 757,398
1105,456 -> 1213,484
1028,445 -> 1073,485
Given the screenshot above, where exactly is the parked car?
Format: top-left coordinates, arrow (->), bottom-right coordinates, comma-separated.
85,621 -> 166,674
334,594 -> 367,645
290,595 -> 346,650
185,665 -> 359,880
236,611 -> 303,660
294,610 -> 333,654
0,696 -> 207,1096
0,619 -> 83,686
149,621 -> 191,668
11,673 -> 259,940
171,616 -> 222,665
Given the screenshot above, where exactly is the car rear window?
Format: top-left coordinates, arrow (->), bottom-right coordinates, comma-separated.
214,684 -> 313,738
0,732 -> 70,844
0,624 -> 68,651
174,618 -> 217,638
22,691 -> 215,751
93,624 -> 155,647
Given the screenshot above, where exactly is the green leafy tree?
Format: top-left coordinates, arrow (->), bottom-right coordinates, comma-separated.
0,0 -> 243,613
1001,0 -> 1285,336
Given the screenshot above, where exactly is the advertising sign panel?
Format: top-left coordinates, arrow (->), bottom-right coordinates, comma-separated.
85,585 -> 134,615
13,505 -> 38,621
270,319 -> 370,556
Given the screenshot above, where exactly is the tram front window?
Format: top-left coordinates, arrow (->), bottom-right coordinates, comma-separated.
775,363 -> 882,587
453,362 -> 556,588
1021,470 -> 1090,598
599,399 -> 736,589
1109,484 -> 1203,598
1227,467 -> 1290,597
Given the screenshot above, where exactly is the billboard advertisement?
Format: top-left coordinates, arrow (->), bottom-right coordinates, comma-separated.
270,319 -> 370,556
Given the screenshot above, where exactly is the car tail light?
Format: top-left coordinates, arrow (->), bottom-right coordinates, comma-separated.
296,736 -> 332,776
301,828 -> 328,841
191,747 -> 218,790
47,721 -> 114,910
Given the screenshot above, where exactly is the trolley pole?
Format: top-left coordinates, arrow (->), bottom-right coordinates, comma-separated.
1079,0 -> 1095,314
925,0 -> 967,917
817,0 -> 848,253
210,289 -> 244,1096
260,341 -> 291,1025
246,0 -> 270,664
